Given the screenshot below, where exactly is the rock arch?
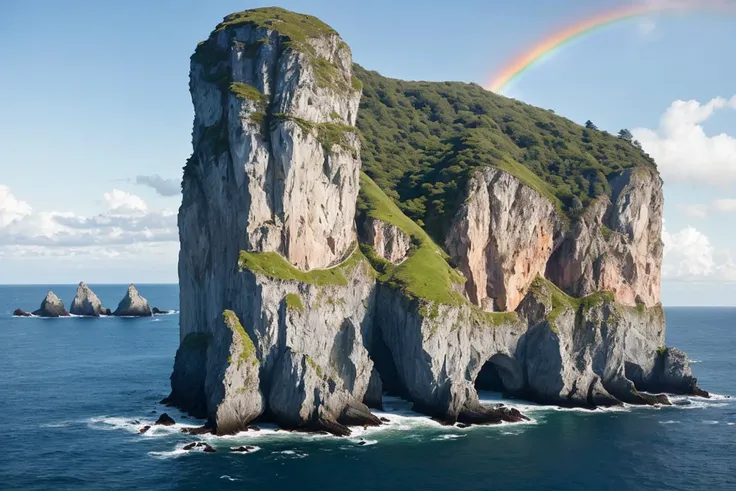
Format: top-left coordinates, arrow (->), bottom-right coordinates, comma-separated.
474,353 -> 524,394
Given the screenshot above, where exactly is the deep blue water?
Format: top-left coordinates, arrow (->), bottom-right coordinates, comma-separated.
1,284 -> 734,491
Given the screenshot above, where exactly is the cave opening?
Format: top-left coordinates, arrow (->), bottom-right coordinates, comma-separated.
473,354 -> 525,396
475,361 -> 507,392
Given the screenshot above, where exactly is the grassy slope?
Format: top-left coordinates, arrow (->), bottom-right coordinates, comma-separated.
238,246 -> 366,287
359,173 -> 517,326
354,65 -> 657,240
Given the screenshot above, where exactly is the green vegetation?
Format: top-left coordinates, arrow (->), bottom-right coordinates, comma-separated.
215,7 -> 337,46
229,82 -> 267,106
358,173 -> 466,306
272,113 -> 356,155
284,293 -> 305,313
249,112 -> 266,125
191,39 -> 228,66
305,355 -> 324,379
210,8 -> 355,94
180,332 -> 212,350
312,56 -> 354,95
354,65 -> 656,240
238,245 -> 364,286
657,346 -> 668,356
529,276 -> 615,329
223,310 -> 258,366
600,224 -> 613,241
472,310 -> 519,328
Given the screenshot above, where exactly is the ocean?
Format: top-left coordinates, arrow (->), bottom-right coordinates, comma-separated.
1,284 -> 734,491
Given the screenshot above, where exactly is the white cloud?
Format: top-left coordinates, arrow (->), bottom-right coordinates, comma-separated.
679,203 -> 709,219
0,185 -> 33,228
712,198 -> 736,212
675,198 -> 736,218
633,96 -> 736,186
103,189 -> 148,215
135,174 -> 180,197
662,223 -> 736,281
0,185 -> 177,259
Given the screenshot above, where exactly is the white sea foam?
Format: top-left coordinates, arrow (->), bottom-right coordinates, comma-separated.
40,421 -> 73,428
220,476 -> 238,481
273,449 -> 308,458
86,416 -> 200,436
701,420 -> 720,425
97,390 -> 734,456
432,434 -> 466,441
148,448 -> 189,460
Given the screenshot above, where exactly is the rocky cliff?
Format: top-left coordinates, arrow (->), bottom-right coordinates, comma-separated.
167,7 -> 705,435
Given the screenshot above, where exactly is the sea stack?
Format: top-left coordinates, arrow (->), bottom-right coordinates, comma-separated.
32,291 -> 69,317
70,282 -> 106,317
165,7 -> 706,436
112,284 -> 152,317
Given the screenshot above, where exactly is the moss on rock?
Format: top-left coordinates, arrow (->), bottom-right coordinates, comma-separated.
284,293 -> 305,313
238,245 -> 365,287
223,310 -> 258,366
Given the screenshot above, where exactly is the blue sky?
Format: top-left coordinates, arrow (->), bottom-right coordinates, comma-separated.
1,0 -> 735,305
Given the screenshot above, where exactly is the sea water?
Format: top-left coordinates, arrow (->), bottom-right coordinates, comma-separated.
1,285 -> 734,490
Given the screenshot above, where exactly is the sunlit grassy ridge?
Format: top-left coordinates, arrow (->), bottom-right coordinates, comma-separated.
238,246 -> 365,287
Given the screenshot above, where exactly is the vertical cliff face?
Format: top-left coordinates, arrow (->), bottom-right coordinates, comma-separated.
168,8 -> 705,435
445,168 -> 562,312
445,167 -> 663,312
172,8 -> 373,435
546,168 -> 664,307
185,11 -> 361,271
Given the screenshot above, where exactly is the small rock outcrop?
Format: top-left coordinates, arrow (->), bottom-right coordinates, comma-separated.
70,282 -> 106,317
112,285 -> 152,317
13,309 -> 32,317
154,413 -> 176,426
152,307 -> 171,315
362,217 -> 411,264
32,291 -> 69,317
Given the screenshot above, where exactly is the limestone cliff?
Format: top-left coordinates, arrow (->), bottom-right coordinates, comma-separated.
167,7 -> 705,435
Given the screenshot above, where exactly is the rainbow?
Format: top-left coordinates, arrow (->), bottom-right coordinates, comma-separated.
487,1 -> 729,93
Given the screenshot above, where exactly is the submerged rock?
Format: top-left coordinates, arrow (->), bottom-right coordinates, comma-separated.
180,426 -> 215,435
112,285 -> 152,317
70,282 -> 105,317
230,445 -> 256,452
139,425 -> 151,434
183,442 -> 216,452
32,291 -> 69,317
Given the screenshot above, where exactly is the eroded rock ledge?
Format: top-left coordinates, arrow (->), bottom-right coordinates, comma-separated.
166,7 -> 706,436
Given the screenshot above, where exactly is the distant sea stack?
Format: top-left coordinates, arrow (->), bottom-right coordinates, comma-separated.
32,291 -> 69,318
112,285 -> 153,317
70,282 -> 106,317
165,7 -> 707,437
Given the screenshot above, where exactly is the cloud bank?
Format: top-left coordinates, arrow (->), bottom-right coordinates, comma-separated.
633,96 -> 736,186
0,185 -> 178,260
662,224 -> 736,282
134,174 -> 181,197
